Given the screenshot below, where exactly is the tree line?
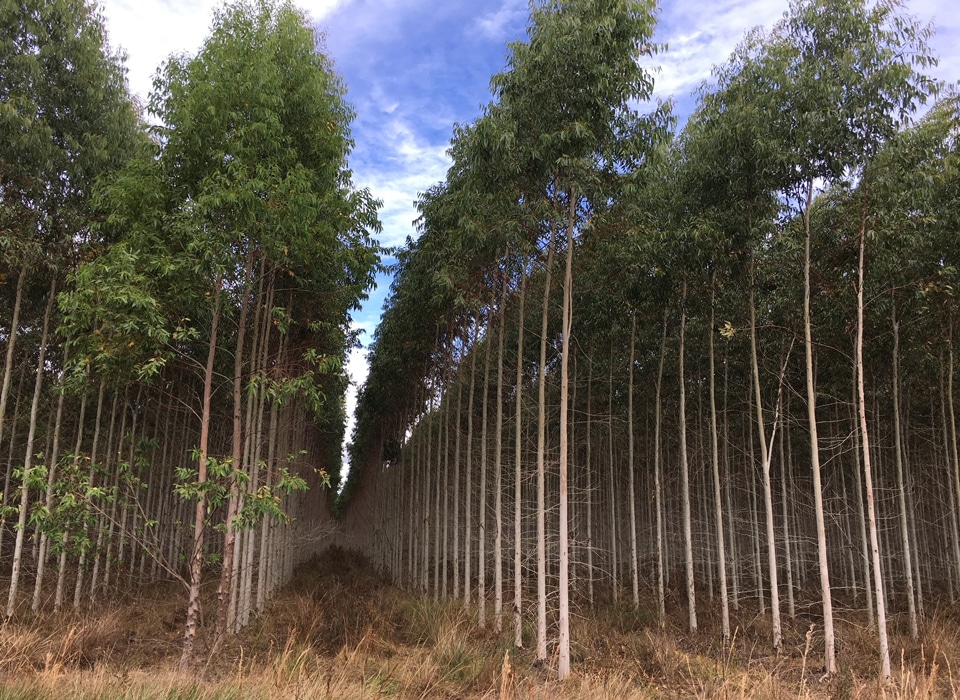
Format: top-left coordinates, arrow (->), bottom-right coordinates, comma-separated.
0,0 -> 381,667
345,0 -> 956,682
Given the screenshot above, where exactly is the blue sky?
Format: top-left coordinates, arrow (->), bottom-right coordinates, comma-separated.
97,0 -> 957,460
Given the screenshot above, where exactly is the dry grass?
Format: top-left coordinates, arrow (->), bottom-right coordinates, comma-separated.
2,551 -> 960,699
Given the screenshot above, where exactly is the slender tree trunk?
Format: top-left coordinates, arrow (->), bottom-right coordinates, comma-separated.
0,271 -> 26,559
678,283 -> 697,633
627,313 -> 639,609
74,380 -> 107,608
608,349 -> 618,605
607,340 -> 620,604
6,279 -> 55,618
850,369 -> 874,625
946,330 -> 960,601
55,392 -> 88,612
216,253 -> 255,641
453,339 -> 463,601
654,310 -> 668,628
434,380 -> 442,599
181,284 -> 222,670
749,260 -> 782,652
464,324 -> 478,608
780,413 -> 795,620
708,282 -> 730,643
891,306 -> 918,639
748,409 -> 764,614
536,220 -> 556,662
494,268 -> 508,630
723,347 -> 740,610
479,310 -> 493,624
443,351 -> 452,600
558,192 -> 574,680
802,182 -> 836,673
33,346 -> 70,613
585,354 -> 594,607
855,190 -> 891,681
514,271 -> 526,648
422,391 -> 432,594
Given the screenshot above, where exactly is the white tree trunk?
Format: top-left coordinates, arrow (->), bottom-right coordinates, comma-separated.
678,283 -> 697,633
856,197 -> 891,680
749,263 -> 781,651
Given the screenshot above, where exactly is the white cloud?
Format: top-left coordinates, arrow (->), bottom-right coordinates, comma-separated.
474,0 -> 526,40
98,0 -> 347,104
647,0 -> 788,103
353,118 -> 451,249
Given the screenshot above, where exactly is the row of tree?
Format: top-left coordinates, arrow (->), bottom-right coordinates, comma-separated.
345,0 -> 956,682
0,0 -> 380,667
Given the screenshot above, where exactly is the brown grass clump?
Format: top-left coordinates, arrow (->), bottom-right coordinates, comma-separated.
3,550 -> 960,699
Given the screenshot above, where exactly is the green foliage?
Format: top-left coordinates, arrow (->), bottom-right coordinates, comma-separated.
347,0 -> 668,499
0,0 -> 142,272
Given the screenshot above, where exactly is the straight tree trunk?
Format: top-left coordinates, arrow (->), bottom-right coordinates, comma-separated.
780,414 -> 795,620
216,253 -> 255,641
464,324 -> 478,608
453,339 -> 463,601
494,269 -> 508,630
723,349 -> 739,611
608,346 -> 618,605
749,261 -> 782,652
442,353 -> 452,600
802,181 -> 836,673
6,279 -> 55,618
851,369 -> 874,627
891,306 -> 918,639
0,271 -> 26,558
585,355 -> 594,607
557,192 -> 575,680
855,190 -> 891,681
181,285 -> 222,670
708,283 -> 730,643
678,283 -> 697,633
654,310 -> 668,628
627,313 -> 639,608
946,331 -> 960,603
513,272 -> 527,648
33,347 -> 71,612
535,221 -> 556,662
55,392 -> 88,612
479,307 -> 494,624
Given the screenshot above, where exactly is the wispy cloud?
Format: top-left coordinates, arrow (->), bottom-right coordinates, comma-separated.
100,0 -> 346,103
351,117 -> 450,250
646,0 -> 787,113
474,0 -> 527,40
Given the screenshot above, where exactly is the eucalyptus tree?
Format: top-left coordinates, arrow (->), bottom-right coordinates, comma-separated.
679,36 -> 784,643
762,0 -> 938,675
488,0 -> 663,676
853,92 -> 959,639
0,0 -> 140,592
48,0 -> 378,661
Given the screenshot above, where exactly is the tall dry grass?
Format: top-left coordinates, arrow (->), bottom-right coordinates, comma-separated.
3,549 -> 960,699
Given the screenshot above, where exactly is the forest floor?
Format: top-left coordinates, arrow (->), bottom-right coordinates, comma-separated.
1,548 -> 959,699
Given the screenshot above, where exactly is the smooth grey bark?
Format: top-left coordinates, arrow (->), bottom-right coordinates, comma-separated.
654,310 -> 668,628
802,181 -> 836,673
513,272 -> 527,648
708,285 -> 730,643
535,221 -> 556,662
855,192 -> 891,680
6,279 -> 55,618
892,307 -> 918,639
748,262 -> 782,652
678,283 -> 697,633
